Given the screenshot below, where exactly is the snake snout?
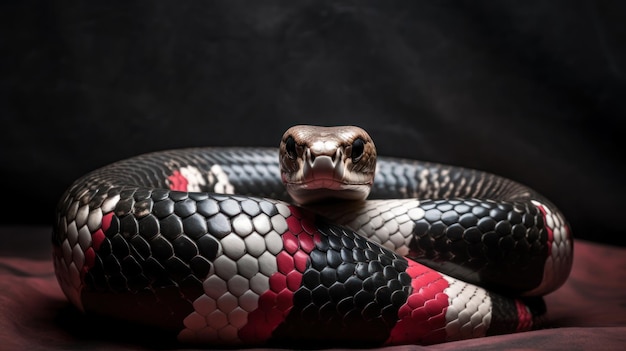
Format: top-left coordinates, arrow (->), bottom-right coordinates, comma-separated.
305,146 -> 342,165
303,147 -> 345,184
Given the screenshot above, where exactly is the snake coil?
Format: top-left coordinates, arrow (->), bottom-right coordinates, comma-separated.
52,126 -> 573,347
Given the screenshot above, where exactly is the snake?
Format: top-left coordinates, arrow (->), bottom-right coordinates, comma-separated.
52,125 -> 573,347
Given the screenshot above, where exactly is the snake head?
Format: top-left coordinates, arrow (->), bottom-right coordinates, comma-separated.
279,125 -> 377,204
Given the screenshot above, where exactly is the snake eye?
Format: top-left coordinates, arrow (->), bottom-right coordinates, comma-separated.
350,138 -> 365,163
285,136 -> 297,159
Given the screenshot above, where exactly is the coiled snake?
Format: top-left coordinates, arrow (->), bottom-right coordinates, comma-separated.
52,125 -> 573,347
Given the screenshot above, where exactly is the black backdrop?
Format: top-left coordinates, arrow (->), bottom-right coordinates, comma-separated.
2,1 -> 625,246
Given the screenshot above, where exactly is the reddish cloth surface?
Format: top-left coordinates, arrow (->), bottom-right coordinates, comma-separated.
1,226 -> 625,350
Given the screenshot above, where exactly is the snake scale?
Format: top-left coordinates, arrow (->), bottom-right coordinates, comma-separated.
52,125 -> 573,347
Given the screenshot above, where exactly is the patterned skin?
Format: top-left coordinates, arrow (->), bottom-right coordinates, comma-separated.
52,126 -> 573,346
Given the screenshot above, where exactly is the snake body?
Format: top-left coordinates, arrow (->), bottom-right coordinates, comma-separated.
52,126 -> 573,346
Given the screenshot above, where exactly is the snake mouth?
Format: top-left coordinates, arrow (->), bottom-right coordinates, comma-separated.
285,178 -> 373,188
284,181 -> 372,204
284,175 -> 373,194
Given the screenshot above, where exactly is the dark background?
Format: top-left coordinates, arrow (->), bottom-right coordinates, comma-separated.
2,1 -> 625,246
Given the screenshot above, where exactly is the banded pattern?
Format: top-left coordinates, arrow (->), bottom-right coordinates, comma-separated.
52,147 -> 572,346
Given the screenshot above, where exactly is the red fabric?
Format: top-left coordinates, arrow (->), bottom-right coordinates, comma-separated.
1,227 -> 625,350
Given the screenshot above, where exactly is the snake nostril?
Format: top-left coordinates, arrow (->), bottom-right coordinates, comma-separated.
306,148 -> 315,163
332,148 -> 342,163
